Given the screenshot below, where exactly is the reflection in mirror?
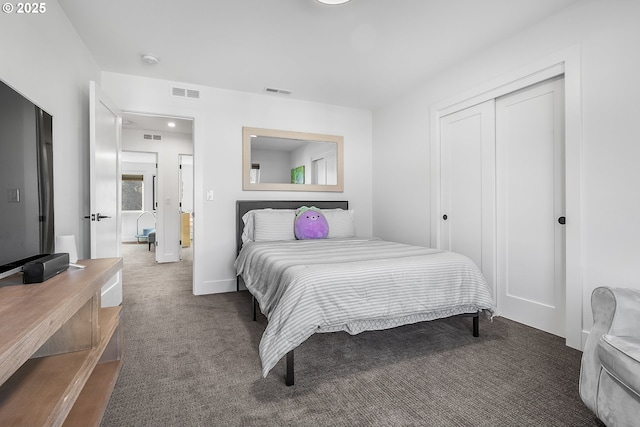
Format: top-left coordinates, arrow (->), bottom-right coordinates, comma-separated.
243,127 -> 343,192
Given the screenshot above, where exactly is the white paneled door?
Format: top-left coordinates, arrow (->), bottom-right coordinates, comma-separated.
496,77 -> 565,337
89,81 -> 122,307
439,77 -> 565,337
440,100 -> 496,293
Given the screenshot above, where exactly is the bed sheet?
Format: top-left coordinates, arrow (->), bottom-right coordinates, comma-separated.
235,238 -> 495,377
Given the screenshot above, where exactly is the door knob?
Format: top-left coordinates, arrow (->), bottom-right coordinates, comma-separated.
558,216 -> 566,225
442,214 -> 448,220
96,213 -> 111,221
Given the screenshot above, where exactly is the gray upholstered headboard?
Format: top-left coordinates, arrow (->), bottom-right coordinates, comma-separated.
236,200 -> 349,254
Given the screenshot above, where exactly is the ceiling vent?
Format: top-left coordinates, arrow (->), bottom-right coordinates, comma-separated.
171,87 -> 200,99
143,133 -> 163,141
265,87 -> 292,96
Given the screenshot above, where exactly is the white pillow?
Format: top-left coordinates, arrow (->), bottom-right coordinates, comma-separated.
241,209 -> 266,244
242,209 -> 294,243
322,209 -> 356,238
252,210 -> 296,242
241,210 -> 257,244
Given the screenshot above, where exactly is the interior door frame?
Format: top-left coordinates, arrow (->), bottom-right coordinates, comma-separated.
429,45 -> 583,350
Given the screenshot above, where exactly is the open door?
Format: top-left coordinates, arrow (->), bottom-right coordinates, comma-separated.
89,81 -> 122,307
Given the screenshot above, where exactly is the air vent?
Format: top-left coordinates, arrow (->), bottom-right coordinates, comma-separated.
171,86 -> 200,99
143,133 -> 163,141
265,87 -> 292,96
172,87 -> 186,97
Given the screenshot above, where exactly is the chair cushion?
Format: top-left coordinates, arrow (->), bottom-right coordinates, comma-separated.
598,334 -> 640,395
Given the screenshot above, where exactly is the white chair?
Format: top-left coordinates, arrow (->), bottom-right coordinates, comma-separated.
579,286 -> 640,426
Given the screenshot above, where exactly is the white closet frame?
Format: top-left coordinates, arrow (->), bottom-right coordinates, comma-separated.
429,46 -> 583,350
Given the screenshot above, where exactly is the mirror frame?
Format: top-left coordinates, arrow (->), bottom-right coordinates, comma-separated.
242,127 -> 344,192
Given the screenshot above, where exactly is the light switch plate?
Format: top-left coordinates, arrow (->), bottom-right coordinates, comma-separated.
8,188 -> 19,202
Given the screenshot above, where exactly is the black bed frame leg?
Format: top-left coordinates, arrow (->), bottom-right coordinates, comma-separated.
252,295 -> 257,321
285,350 -> 295,386
473,314 -> 479,337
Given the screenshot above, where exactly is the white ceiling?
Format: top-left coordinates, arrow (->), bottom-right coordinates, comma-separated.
58,0 -> 579,111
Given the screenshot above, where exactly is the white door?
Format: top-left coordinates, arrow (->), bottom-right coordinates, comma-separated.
312,152 -> 336,186
440,100 -> 496,292
312,157 -> 327,185
496,77 -> 565,337
89,81 -> 122,307
324,151 -> 337,186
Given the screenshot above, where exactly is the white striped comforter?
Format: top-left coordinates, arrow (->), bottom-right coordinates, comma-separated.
235,238 -> 495,377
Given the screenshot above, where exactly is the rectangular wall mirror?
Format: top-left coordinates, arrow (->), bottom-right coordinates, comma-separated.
242,127 -> 344,192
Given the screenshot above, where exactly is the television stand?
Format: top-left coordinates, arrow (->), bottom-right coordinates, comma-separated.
0,257 -> 123,426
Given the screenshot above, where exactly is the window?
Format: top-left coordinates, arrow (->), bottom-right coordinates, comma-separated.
122,174 -> 143,211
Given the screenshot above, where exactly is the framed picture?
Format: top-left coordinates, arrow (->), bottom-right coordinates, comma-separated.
291,165 -> 305,184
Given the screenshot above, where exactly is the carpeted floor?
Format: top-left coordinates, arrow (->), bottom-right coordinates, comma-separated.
101,243 -> 603,426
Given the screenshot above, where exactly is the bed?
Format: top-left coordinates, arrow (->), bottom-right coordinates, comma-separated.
235,200 -> 495,386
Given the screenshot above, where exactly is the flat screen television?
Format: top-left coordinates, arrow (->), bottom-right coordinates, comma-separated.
0,79 -> 54,279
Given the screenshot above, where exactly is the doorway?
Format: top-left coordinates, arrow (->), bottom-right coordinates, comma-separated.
438,77 -> 566,337
121,151 -> 157,254
120,113 -> 194,272
431,52 -> 582,349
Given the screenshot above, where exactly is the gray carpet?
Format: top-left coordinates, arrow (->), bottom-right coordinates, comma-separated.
101,243 -> 603,427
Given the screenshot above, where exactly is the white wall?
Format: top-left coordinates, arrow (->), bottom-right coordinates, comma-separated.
102,72 -> 373,294
251,148 -> 291,183
0,0 -> 101,259
372,0 -> 640,342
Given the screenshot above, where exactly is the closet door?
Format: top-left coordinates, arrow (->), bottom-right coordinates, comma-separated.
496,77 -> 565,337
440,100 -> 495,290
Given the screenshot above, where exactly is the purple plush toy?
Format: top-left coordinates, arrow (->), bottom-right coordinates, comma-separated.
294,206 -> 329,240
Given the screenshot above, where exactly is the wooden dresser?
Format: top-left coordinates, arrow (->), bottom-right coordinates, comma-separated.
0,257 -> 123,427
